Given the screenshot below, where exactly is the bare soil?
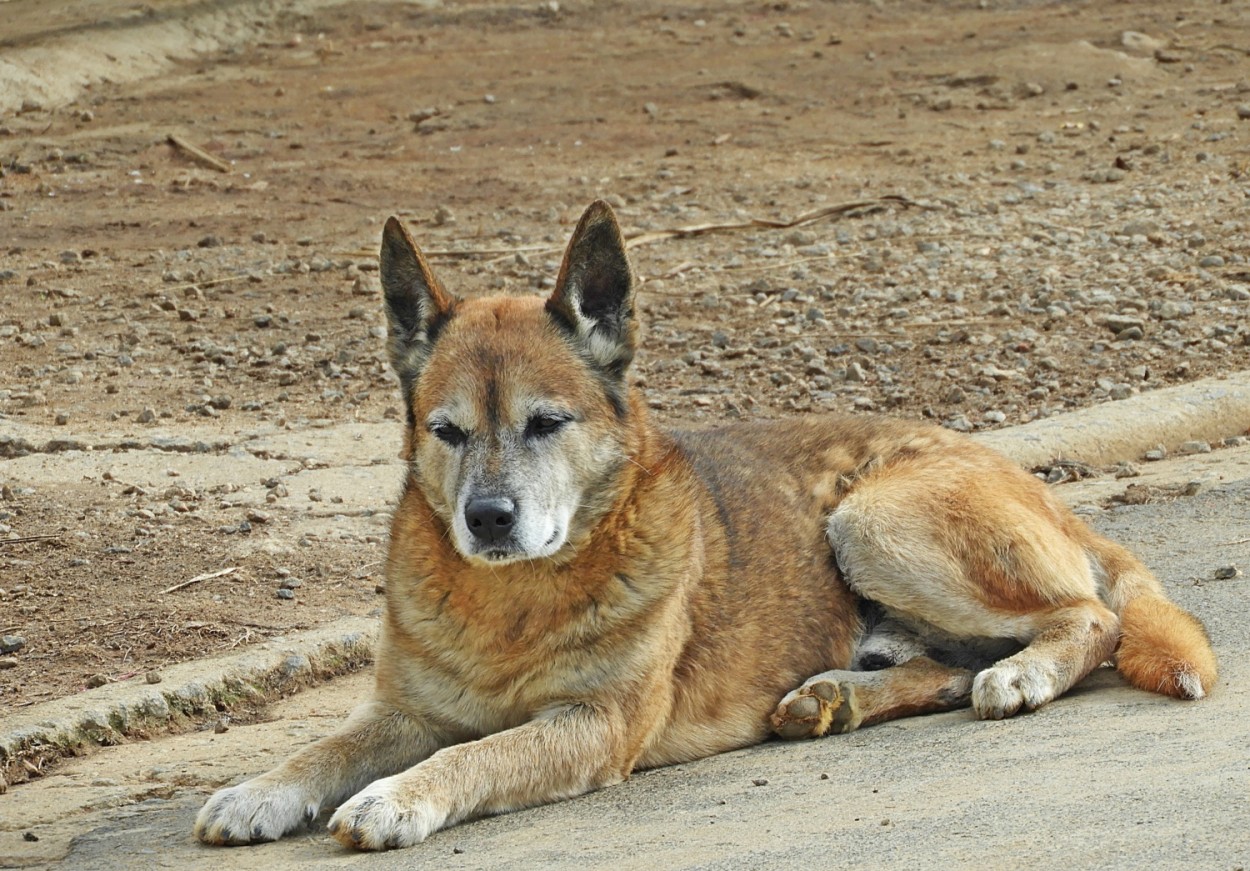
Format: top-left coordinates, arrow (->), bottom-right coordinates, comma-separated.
2,0 -> 1250,710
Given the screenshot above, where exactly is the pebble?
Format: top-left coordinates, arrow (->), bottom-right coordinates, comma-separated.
145,671 -> 163,684
85,673 -> 110,688
1238,106 -> 1250,121
276,588 -> 296,600
1213,565 -> 1241,580
0,635 -> 25,654
1178,440 -> 1212,455
0,657 -> 18,670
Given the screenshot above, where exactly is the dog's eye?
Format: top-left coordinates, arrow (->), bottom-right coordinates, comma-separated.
429,421 -> 468,447
525,413 -> 569,440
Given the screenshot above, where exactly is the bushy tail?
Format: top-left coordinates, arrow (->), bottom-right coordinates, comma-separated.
1091,537 -> 1218,700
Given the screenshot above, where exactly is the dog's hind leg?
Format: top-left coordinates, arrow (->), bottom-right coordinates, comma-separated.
826,452 -> 1120,721
771,656 -> 974,739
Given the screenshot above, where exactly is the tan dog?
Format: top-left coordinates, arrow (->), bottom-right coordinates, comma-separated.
194,201 -> 1217,850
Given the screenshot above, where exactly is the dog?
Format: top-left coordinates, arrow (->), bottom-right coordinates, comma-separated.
195,200 -> 1218,850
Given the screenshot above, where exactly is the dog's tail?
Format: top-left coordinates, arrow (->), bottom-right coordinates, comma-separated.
1088,535 -> 1218,700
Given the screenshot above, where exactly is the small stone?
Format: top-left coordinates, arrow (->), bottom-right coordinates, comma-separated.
145,671 -> 163,684
138,407 -> 156,423
1114,463 -> 1141,479
54,412 -> 69,425
178,308 -> 199,322
1213,565 -> 1241,580
85,673 -> 110,688
276,587 -> 296,600
1099,314 -> 1143,334
375,582 -> 387,594
246,508 -> 271,524
0,635 -> 25,654
1142,447 -> 1167,462
1178,440 -> 1212,455
752,778 -> 769,787
214,719 -> 230,734
22,832 -> 38,843
1237,105 -> 1250,121
197,235 -> 223,248
1198,255 -> 1225,269
279,577 -> 303,590
945,414 -> 973,433
433,204 -> 455,226
0,657 -> 17,670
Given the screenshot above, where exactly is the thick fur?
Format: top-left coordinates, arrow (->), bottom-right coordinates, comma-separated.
195,201 -> 1217,851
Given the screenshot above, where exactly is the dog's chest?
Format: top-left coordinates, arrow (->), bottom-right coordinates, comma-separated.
386,571 -> 656,734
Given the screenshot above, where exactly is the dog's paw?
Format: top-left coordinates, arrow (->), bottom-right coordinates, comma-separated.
194,779 -> 319,845
972,660 -> 1057,720
327,778 -> 446,851
771,676 -> 861,739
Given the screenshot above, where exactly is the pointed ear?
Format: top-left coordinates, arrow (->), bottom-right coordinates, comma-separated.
545,200 -> 637,378
379,216 -> 457,393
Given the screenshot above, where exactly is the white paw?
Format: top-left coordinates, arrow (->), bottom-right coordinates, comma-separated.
327,777 -> 447,851
972,660 -> 1057,720
194,779 -> 319,845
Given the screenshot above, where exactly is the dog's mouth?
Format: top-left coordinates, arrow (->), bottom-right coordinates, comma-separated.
465,530 -> 565,565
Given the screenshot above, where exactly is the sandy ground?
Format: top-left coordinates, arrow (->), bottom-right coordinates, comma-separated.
4,0 -> 1250,708
1,451 -> 1247,870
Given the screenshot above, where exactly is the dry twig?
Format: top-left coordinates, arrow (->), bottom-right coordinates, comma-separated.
160,566 -> 238,595
167,134 -> 232,173
0,534 -> 61,546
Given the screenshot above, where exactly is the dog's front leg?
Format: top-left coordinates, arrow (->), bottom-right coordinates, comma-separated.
195,701 -> 443,845
328,701 -> 628,850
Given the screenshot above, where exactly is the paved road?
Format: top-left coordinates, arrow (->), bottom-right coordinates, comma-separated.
3,459 -> 1248,870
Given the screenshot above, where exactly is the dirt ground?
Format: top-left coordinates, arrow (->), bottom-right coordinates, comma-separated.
3,1 -> 1250,710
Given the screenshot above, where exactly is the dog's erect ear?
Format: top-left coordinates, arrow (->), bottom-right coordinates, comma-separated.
546,200 -> 637,378
380,217 -> 457,392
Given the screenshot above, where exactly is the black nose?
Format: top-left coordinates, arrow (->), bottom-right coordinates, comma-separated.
464,497 -> 516,543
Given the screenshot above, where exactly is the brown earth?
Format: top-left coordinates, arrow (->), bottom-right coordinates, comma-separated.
2,0 -> 1250,712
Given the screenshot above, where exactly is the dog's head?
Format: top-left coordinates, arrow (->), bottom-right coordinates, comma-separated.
379,201 -> 638,564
